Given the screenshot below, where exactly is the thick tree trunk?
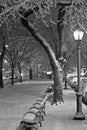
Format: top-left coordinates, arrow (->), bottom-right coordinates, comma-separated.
21,17 -> 63,103
57,5 -> 65,58
53,65 -> 63,103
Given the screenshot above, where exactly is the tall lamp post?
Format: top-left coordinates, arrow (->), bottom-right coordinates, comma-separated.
73,29 -> 85,120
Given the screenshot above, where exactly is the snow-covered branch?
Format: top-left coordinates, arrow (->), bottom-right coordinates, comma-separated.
64,0 -> 87,33
0,0 -> 56,27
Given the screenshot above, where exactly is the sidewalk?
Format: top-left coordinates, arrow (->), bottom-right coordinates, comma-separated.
16,80 -> 53,85
0,83 -> 43,130
41,90 -> 87,130
0,81 -> 87,130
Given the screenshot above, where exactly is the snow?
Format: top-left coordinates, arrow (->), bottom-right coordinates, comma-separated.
0,81 -> 87,130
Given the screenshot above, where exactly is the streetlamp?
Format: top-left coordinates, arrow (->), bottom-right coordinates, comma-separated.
5,45 -> 8,48
73,28 -> 85,120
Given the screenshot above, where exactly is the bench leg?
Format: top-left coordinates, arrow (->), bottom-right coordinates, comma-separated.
31,124 -> 39,130
16,123 -> 26,130
43,110 -> 46,116
39,120 -> 42,127
41,113 -> 44,121
20,121 -> 39,130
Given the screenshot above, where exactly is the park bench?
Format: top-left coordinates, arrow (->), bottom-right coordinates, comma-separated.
20,95 -> 49,130
35,95 -> 49,117
29,95 -> 49,123
31,103 -> 45,121
21,111 -> 40,130
29,106 -> 42,127
35,99 -> 46,116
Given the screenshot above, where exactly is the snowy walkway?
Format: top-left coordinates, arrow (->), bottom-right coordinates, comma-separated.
0,81 -> 87,130
41,90 -> 87,130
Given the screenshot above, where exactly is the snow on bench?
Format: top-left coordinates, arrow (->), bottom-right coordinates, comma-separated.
20,95 -> 49,130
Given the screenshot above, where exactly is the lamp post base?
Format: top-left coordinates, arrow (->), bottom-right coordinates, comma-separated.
73,112 -> 85,120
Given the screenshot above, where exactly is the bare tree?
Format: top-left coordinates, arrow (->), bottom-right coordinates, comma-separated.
5,38 -> 31,85
0,23 -> 8,88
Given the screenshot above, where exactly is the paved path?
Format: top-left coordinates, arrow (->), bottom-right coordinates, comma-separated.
41,90 -> 87,130
0,81 -> 87,130
0,81 -> 51,130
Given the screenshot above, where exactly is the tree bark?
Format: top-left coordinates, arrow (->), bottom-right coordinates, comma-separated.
0,55 -> 3,88
21,17 -> 63,103
18,63 -> 22,83
63,65 -> 68,89
57,5 -> 65,58
53,65 -> 63,103
29,68 -> 33,80
0,36 -> 6,88
11,65 -> 14,85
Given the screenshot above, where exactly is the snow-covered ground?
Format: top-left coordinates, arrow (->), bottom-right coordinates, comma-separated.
0,81 -> 87,130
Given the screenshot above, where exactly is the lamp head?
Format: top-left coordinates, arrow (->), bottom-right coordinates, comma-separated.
73,29 -> 84,40
5,45 -> 8,48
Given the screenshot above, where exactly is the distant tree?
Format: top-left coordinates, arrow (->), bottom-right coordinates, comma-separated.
30,48 -> 44,79
5,37 -> 31,85
0,23 -> 8,88
0,34 -> 6,88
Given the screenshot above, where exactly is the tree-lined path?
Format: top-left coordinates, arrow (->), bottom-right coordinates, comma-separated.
0,81 -> 87,130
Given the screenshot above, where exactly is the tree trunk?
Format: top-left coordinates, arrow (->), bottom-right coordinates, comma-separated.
64,66 -> 68,89
0,55 -> 3,88
57,5 -> 65,58
29,68 -> 33,80
53,65 -> 63,103
11,65 -> 14,86
0,36 -> 6,88
21,17 -> 63,104
64,80 -> 68,89
18,63 -> 22,83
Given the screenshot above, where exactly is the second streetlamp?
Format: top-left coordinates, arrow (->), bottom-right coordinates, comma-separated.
73,28 -> 85,120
